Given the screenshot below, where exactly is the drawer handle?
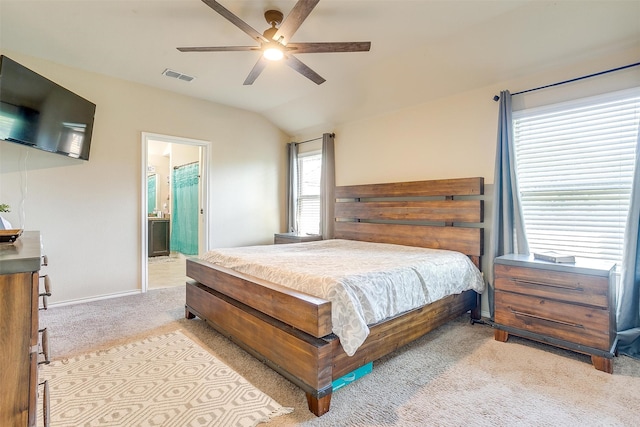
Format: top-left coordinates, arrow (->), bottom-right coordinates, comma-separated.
40,275 -> 52,297
39,294 -> 48,311
513,279 -> 583,292
39,275 -> 52,310
38,328 -> 50,365
39,380 -> 50,427
42,255 -> 49,266
511,309 -> 585,329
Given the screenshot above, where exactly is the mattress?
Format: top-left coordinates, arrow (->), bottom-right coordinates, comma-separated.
200,239 -> 485,356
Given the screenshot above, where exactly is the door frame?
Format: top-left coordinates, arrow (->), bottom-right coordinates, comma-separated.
141,132 -> 211,292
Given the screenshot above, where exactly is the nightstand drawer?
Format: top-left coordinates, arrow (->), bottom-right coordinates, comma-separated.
495,291 -> 611,350
494,263 -> 608,308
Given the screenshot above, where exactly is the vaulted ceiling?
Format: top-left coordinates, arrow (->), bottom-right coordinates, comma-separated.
1,0 -> 638,135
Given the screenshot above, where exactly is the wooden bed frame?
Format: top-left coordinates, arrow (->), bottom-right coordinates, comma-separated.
185,177 -> 484,416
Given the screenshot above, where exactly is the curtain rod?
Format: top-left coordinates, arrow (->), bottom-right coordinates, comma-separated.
173,160 -> 199,169
292,133 -> 335,145
493,61 -> 640,101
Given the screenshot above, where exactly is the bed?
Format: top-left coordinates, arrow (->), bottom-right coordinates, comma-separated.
185,177 -> 485,416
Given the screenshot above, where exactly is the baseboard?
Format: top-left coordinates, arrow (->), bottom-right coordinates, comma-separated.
47,289 -> 142,308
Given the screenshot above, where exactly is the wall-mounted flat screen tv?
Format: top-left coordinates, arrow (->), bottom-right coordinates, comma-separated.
0,55 -> 96,161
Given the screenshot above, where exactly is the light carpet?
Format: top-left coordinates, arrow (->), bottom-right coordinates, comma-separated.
38,330 -> 292,427
42,287 -> 640,426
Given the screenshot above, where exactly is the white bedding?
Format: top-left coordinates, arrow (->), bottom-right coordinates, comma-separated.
200,239 -> 485,356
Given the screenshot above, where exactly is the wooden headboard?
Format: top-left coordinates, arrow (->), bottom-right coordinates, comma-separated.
334,177 -> 484,267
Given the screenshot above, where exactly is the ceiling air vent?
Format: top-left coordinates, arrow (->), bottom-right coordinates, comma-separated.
162,68 -> 195,82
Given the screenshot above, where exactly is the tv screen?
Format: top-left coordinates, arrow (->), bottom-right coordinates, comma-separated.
0,55 -> 96,161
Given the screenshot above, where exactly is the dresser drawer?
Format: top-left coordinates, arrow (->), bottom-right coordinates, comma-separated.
495,291 -> 611,350
494,263 -> 608,308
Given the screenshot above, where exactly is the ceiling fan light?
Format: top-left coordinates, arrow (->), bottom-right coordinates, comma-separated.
263,47 -> 284,61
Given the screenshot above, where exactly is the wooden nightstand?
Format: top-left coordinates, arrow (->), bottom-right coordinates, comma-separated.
274,232 -> 322,244
493,254 -> 617,373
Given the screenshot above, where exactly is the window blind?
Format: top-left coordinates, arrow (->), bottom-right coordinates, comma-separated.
513,89 -> 640,266
296,151 -> 321,235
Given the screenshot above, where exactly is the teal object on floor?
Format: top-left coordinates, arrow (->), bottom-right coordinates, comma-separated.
332,362 -> 372,391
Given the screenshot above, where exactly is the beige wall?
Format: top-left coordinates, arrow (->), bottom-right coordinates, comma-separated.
0,51 -> 288,304
170,144 -> 200,171
331,48 -> 640,187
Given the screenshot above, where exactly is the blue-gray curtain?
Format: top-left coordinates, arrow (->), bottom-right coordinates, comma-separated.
171,163 -> 199,255
320,133 -> 335,240
487,90 -> 530,318
286,142 -> 299,233
617,124 -> 640,358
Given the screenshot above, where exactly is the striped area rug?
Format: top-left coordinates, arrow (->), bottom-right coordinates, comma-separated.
39,331 -> 292,426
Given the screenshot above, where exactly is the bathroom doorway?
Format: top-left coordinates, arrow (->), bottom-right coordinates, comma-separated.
141,132 -> 210,292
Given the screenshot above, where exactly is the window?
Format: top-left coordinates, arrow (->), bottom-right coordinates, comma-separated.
296,151 -> 322,235
513,89 -> 640,266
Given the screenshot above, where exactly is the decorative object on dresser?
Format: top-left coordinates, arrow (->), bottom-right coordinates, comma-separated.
274,232 -> 322,244
532,251 -> 576,263
0,229 -> 23,243
493,254 -> 616,373
1,203 -> 13,230
186,177 -> 485,416
0,231 -> 51,426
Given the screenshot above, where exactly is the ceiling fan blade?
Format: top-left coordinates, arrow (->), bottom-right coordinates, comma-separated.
273,0 -> 319,45
243,56 -> 269,85
286,42 -> 371,54
284,55 -> 325,85
202,0 -> 268,43
177,46 -> 260,52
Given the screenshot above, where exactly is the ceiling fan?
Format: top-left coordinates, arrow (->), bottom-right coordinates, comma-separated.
177,0 -> 371,85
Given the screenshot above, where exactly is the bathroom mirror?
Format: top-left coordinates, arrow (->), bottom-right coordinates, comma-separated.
147,173 -> 158,214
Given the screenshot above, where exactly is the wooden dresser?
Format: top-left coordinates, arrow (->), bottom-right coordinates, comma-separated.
274,232 -> 322,244
0,231 -> 50,426
493,254 -> 616,373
